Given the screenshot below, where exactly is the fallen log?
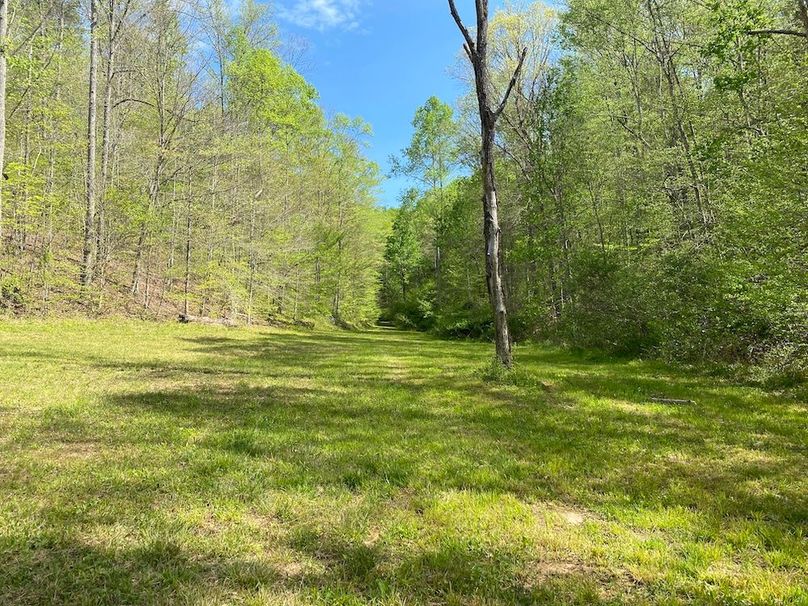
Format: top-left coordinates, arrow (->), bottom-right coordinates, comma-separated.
178,314 -> 239,327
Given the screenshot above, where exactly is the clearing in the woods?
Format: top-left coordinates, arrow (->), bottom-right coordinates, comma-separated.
0,320 -> 805,605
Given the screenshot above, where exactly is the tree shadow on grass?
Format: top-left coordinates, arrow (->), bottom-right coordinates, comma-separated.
127,331 -> 806,517
1,530 -> 641,606
0,534 -> 289,606
41,327 -> 804,525
5,328 -> 806,605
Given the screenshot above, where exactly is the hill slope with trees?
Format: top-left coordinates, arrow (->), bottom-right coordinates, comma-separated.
381,0 -> 806,382
0,0 -> 389,327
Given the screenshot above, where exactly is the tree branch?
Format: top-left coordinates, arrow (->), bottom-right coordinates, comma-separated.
746,29 -> 807,38
475,0 -> 488,44
113,97 -> 154,110
10,0 -> 59,57
448,0 -> 476,57
495,47 -> 527,118
463,43 -> 474,62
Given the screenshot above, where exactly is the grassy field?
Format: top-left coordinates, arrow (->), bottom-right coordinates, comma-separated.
0,320 -> 805,605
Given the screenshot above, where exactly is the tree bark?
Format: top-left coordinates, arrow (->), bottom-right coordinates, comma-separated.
97,1 -> 116,275
183,174 -> 192,319
449,0 -> 525,368
97,0 -> 132,275
43,7 -> 66,312
20,41 -> 33,255
0,0 -> 8,245
480,122 -> 512,366
81,0 -> 100,287
246,196 -> 256,325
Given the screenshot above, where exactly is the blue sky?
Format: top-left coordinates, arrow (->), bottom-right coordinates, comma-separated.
275,1 -> 509,207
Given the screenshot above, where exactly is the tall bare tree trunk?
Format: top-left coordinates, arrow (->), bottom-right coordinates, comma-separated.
43,7 -> 67,312
184,176 -> 192,319
20,41 -> 33,255
0,0 -> 8,245
82,0 -> 100,287
246,196 -> 256,325
97,0 -> 132,277
449,0 -> 525,368
97,2 -> 116,277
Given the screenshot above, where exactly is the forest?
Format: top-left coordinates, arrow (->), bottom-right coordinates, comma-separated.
381,0 -> 807,381
0,0 -> 806,605
0,0 -> 387,327
0,0 -> 805,381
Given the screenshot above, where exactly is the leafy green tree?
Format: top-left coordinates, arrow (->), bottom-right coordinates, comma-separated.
391,96 -> 460,304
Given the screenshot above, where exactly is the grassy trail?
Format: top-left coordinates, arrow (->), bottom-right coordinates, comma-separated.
0,320 -> 805,605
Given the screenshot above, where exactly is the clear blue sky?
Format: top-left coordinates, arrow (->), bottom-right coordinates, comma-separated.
276,0 -> 510,208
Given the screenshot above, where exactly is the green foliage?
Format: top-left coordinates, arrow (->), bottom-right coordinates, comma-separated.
0,274 -> 26,312
381,193 -> 421,313
390,96 -> 459,191
0,1 -> 386,329
382,1 -> 806,380
228,35 -> 322,136
704,0 -> 768,91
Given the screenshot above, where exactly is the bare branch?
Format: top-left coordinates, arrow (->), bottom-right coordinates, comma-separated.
112,97 -> 154,110
746,29 -> 807,38
475,0 -> 488,37
10,0 -> 58,56
463,43 -> 473,62
576,6 -> 657,56
494,47 -> 527,119
448,0 -> 476,57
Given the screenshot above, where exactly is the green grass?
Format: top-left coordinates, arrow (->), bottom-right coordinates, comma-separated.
0,319 -> 805,605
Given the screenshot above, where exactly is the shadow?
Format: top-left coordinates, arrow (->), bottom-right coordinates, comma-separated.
3,326 -> 806,604
0,535 -> 286,605
1,531 -> 640,606
86,329 -> 807,523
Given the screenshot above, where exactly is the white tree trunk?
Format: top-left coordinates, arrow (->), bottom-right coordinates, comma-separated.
82,0 -> 100,286
0,0 -> 8,244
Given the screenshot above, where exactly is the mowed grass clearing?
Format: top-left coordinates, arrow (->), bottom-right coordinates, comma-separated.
0,319 -> 805,605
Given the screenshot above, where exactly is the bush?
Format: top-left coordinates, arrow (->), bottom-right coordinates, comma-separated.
0,275 -> 26,314
559,249 -> 657,355
757,343 -> 807,389
433,308 -> 493,340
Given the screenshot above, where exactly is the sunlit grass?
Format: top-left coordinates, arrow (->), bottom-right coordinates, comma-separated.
0,319 -> 805,605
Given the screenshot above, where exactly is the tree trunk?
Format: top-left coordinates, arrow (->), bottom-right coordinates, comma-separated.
332,196 -> 345,324
43,6 -> 66,312
97,5 -> 116,275
481,121 -> 512,367
449,0 -> 524,368
0,0 -> 8,245
20,41 -> 33,255
246,198 -> 256,325
81,0 -> 100,287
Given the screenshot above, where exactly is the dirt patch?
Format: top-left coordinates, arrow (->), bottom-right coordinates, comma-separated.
45,441 -> 102,461
276,560 -> 306,579
524,557 -> 649,601
560,510 -> 586,526
530,559 -> 600,583
532,502 -> 599,528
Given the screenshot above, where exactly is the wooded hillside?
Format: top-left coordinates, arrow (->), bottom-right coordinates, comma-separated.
0,0 -> 388,327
